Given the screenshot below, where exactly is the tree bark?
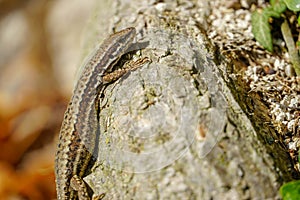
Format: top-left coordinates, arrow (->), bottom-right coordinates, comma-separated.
80,0 -> 296,199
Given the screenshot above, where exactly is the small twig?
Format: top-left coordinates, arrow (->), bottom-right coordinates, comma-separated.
281,19 -> 300,76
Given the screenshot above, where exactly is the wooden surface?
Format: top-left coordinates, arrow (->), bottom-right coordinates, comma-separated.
79,0 -> 296,199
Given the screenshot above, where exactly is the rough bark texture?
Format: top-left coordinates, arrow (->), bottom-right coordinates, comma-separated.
79,0 -> 297,199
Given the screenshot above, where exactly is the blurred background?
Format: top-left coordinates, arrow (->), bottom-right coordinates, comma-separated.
0,0 -> 96,199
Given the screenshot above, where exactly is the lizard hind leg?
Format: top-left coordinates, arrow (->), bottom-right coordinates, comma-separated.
70,175 -> 90,200
70,175 -> 106,200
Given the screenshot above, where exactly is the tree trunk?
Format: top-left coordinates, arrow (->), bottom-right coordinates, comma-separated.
80,0 -> 296,199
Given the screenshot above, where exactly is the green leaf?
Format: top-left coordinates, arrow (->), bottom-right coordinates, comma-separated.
270,0 -> 287,13
280,180 -> 300,200
283,0 -> 300,11
263,7 -> 282,18
251,11 -> 273,52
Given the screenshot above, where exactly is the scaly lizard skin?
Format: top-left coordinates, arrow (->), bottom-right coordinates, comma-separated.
55,27 -> 136,200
